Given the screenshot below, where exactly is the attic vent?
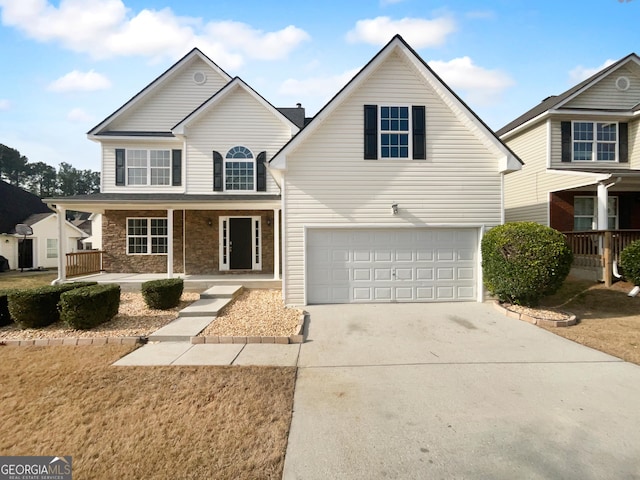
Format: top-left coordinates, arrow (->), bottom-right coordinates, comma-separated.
615,76 -> 630,91
193,71 -> 207,85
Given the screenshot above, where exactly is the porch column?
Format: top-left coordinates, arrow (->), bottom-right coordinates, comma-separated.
167,208 -> 174,278
273,208 -> 280,280
597,183 -> 609,230
56,205 -> 67,284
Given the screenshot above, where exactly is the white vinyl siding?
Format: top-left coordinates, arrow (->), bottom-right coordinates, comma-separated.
185,88 -> 291,194
563,64 -> 640,110
282,50 -> 503,305
109,57 -> 229,132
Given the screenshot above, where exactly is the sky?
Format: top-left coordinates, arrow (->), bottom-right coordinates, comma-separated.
0,0 -> 639,172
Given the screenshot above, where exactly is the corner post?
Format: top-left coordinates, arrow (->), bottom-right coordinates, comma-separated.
167,208 -> 174,278
273,208 -> 280,280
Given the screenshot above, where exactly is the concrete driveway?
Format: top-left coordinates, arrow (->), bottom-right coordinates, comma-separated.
283,302 -> 640,479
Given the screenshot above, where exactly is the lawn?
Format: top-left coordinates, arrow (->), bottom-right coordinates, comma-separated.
0,271 -> 57,289
539,277 -> 640,365
0,345 -> 296,479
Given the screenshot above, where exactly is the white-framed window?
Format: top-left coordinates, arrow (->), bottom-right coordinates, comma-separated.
218,216 -> 262,270
572,122 -> 618,162
46,238 -> 58,258
126,149 -> 171,185
574,196 -> 618,230
380,106 -> 410,158
127,218 -> 168,254
225,146 -> 255,191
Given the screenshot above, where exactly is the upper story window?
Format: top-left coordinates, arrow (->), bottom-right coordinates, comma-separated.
380,106 -> 410,158
572,122 -> 617,162
127,149 -> 171,185
225,146 -> 255,191
364,105 -> 425,160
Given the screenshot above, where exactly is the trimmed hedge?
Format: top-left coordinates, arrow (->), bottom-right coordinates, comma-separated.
141,278 -> 184,310
481,222 -> 573,307
8,282 -> 98,329
0,289 -> 17,326
60,284 -> 121,330
620,240 -> 640,285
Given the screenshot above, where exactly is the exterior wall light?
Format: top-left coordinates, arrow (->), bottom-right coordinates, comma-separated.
391,203 -> 399,215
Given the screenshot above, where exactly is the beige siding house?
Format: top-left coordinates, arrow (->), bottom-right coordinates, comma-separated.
270,36 -> 521,305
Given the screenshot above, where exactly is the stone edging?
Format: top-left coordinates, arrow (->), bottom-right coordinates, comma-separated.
0,336 -> 147,347
492,301 -> 577,327
192,312 -> 308,345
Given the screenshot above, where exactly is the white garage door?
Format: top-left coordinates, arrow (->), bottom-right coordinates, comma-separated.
307,228 -> 478,304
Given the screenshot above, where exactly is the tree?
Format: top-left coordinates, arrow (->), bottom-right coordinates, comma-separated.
25,162 -> 57,197
56,162 -> 100,196
0,144 -> 29,185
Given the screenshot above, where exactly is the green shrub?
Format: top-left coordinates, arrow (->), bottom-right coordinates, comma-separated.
0,289 -> 17,326
620,240 -> 640,285
60,284 -> 121,330
8,282 -> 98,329
141,278 -> 184,309
481,222 -> 573,306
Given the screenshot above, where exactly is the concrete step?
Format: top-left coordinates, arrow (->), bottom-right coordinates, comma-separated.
148,316 -> 215,342
199,285 -> 244,300
177,297 -> 231,317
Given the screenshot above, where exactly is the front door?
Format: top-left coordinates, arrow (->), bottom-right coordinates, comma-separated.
229,218 -> 253,269
18,238 -> 34,269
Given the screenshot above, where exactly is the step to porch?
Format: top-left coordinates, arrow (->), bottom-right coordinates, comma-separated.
147,316 -> 215,342
178,297 -> 231,317
199,285 -> 244,300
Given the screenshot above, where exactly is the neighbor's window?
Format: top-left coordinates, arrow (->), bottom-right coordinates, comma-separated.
572,122 -> 617,162
225,146 -> 255,191
380,106 -> 410,158
46,238 -> 58,258
127,218 -> 168,254
574,196 -> 618,230
126,150 -> 171,185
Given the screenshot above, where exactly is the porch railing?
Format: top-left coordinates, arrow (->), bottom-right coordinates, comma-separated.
66,251 -> 104,278
563,230 -> 640,285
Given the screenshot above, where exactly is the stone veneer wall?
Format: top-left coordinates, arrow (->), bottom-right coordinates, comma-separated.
102,209 -> 277,275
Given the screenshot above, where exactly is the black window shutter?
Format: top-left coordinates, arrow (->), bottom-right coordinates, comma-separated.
561,121 -> 572,162
115,148 -> 125,185
412,106 -> 426,160
171,150 -> 182,186
213,151 -> 223,191
364,105 -> 378,160
256,151 -> 267,191
619,122 -> 628,163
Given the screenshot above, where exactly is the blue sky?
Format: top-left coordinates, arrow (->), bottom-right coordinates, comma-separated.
0,0 -> 638,172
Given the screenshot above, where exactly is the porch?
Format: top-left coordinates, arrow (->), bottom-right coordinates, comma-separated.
563,230 -> 640,285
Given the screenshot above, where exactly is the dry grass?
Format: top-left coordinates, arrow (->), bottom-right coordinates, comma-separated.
0,271 -> 57,289
539,278 -> 640,364
0,345 -> 296,479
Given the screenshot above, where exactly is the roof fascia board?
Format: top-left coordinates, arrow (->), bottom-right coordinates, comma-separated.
88,134 -> 179,142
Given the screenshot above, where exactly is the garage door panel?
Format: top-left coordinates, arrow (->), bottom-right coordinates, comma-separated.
307,228 -> 477,304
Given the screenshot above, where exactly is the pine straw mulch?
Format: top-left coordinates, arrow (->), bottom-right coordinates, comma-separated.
0,345 -> 296,479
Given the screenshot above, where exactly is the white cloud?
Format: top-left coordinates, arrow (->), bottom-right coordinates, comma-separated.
569,59 -> 616,83
67,107 -> 93,122
0,99 -> 10,111
346,16 -> 456,48
48,70 -> 111,92
278,68 -> 360,102
0,0 -> 310,68
428,57 -> 514,105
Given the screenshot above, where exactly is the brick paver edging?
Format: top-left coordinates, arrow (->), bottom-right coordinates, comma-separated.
192,312 -> 308,345
492,301 -> 577,327
0,336 -> 148,347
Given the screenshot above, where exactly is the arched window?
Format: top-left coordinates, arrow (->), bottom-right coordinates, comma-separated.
225,146 -> 254,190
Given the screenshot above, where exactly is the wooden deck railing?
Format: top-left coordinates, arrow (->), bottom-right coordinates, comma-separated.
66,251 -> 103,278
563,230 -> 640,285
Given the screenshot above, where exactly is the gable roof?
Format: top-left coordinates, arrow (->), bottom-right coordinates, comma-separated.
269,34 -> 522,172
88,48 -> 232,136
0,181 -> 52,234
497,53 -> 640,137
172,76 -> 299,135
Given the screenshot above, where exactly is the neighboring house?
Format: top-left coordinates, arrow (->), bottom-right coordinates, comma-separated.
497,53 -> 640,280
80,213 -> 103,250
46,36 -> 522,304
45,48 -> 302,279
269,35 -> 521,305
0,180 -> 85,270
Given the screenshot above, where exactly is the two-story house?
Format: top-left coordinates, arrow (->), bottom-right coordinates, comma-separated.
47,36 -> 522,304
47,48 -> 302,280
497,53 -> 640,281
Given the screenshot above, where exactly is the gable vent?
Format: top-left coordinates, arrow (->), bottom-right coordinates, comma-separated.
193,71 -> 207,85
615,76 -> 630,91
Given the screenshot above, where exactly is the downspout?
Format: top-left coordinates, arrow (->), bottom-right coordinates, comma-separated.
48,203 -> 66,285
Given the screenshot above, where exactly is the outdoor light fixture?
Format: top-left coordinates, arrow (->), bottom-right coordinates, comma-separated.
266,217 -> 272,226
391,203 -> 399,215
207,219 -> 213,227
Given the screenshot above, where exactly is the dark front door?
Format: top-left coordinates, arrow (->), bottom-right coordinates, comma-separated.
18,238 -> 34,269
229,218 -> 253,269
